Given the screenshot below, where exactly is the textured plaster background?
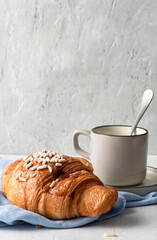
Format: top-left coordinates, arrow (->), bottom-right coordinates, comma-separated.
0,0 -> 157,155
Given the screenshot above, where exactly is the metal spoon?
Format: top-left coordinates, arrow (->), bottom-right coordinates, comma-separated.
129,89 -> 154,136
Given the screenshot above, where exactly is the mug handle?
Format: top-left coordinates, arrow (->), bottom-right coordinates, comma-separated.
72,129 -> 91,160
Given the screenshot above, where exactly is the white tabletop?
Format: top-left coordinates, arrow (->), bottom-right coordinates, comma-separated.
0,155 -> 157,240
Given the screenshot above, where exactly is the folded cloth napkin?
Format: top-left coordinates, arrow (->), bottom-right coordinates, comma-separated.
0,157 -> 157,228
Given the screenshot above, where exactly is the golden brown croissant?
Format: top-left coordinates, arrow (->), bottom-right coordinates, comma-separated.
1,150 -> 118,219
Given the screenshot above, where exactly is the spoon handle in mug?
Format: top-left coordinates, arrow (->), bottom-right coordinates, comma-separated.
72,129 -> 91,160
129,89 -> 154,136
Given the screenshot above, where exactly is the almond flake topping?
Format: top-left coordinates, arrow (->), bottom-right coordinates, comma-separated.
42,149 -> 47,153
29,156 -> 33,161
50,178 -> 59,188
24,158 -> 30,164
29,164 -> 39,171
38,158 -> 43,163
23,156 -> 28,161
50,181 -> 56,188
26,162 -> 33,169
58,158 -> 67,163
33,153 -> 39,158
19,177 -> 27,182
55,163 -> 62,167
48,152 -> 53,157
37,165 -> 47,170
42,159 -> 47,164
23,150 -> 65,172
30,173 -> 37,178
48,165 -> 52,173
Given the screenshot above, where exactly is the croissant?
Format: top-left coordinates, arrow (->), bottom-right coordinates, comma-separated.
1,150 -> 118,219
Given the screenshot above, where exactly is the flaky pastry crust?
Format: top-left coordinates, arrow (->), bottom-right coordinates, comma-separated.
1,150 -> 118,219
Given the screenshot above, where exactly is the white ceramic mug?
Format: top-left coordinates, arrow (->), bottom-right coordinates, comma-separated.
73,125 -> 148,186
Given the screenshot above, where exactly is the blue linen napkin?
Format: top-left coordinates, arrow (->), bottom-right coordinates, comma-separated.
0,157 -> 157,228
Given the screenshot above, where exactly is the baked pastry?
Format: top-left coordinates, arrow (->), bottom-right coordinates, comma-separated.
1,150 -> 118,219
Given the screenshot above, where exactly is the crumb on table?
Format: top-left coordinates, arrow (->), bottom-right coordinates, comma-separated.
104,232 -> 117,237
35,225 -> 42,229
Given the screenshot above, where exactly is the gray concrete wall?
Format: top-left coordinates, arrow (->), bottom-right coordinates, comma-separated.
0,0 -> 157,155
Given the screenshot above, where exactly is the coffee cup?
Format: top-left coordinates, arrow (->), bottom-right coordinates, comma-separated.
72,125 -> 148,186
